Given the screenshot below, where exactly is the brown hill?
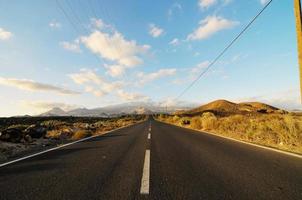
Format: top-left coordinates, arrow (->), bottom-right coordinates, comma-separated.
183,100 -> 283,116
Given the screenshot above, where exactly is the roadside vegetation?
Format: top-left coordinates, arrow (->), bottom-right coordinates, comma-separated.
0,115 -> 146,161
156,100 -> 302,154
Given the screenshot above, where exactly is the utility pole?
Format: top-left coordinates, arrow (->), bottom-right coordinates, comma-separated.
294,0 -> 302,102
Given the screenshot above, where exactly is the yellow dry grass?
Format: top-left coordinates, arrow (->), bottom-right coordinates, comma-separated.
45,116 -> 147,140
72,130 -> 92,140
157,113 -> 302,154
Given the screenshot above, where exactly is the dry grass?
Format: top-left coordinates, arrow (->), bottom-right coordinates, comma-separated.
45,116 -> 146,140
72,130 -> 92,140
157,113 -> 302,154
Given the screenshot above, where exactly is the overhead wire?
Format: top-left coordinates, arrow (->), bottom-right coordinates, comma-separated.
56,0 -> 106,67
174,0 -> 274,101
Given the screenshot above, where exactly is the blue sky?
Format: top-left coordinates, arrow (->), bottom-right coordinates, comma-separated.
0,0 -> 300,116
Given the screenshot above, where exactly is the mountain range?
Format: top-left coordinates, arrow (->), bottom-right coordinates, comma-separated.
39,101 -> 196,117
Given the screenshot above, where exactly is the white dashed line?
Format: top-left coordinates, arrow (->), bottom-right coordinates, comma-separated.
148,133 -> 151,140
140,150 -> 150,194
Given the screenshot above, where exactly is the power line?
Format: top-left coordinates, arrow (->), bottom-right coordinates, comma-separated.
175,0 -> 274,100
56,0 -> 105,66
56,0 -> 82,35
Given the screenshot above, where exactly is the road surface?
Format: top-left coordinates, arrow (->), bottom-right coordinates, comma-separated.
0,118 -> 302,200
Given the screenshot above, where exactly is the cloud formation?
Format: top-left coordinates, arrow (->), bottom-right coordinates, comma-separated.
0,27 -> 12,40
0,77 -> 79,95
117,90 -> 149,101
198,0 -> 217,9
81,30 -> 149,67
168,3 -> 182,19
60,40 -> 81,53
69,69 -> 122,97
190,61 -> 210,73
233,88 -> 302,111
169,38 -> 180,46
104,64 -> 127,78
187,16 -> 239,40
260,0 -> 269,5
49,20 -> 61,29
149,24 -> 164,38
69,69 -> 148,101
137,68 -> 177,84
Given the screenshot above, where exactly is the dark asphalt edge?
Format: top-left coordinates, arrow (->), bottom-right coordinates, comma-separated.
154,118 -> 302,159
0,119 -> 148,168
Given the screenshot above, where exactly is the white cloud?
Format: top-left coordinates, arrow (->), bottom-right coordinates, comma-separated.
90,18 -> 114,31
169,38 -> 180,46
233,88 -> 302,111
84,86 -> 106,97
69,69 -> 104,85
191,61 -> 210,73
0,27 -> 12,40
69,69 -> 149,101
104,64 -> 127,78
187,16 -> 239,40
198,0 -> 217,9
69,69 -> 122,96
60,40 -> 81,53
81,30 -> 150,67
260,0 -> 269,5
90,18 -> 105,29
149,24 -> 164,38
171,61 -> 213,85
137,68 -> 177,84
0,77 -> 79,95
49,20 -> 61,29
117,90 -> 149,101
198,0 -> 232,9
168,3 -> 182,18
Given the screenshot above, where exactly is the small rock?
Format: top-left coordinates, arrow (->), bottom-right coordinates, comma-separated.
0,128 -> 23,143
24,134 -> 33,143
24,125 -> 47,138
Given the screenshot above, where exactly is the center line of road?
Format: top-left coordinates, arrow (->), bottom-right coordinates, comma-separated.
148,133 -> 151,140
140,150 -> 150,195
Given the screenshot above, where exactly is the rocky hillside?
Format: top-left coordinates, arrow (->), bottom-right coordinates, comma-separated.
180,100 -> 284,116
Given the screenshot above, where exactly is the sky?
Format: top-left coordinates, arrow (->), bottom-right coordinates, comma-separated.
0,0 -> 301,116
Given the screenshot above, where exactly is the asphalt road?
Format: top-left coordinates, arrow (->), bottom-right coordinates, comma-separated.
0,118 -> 302,200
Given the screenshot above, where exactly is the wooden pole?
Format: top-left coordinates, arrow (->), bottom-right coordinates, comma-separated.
294,0 -> 302,102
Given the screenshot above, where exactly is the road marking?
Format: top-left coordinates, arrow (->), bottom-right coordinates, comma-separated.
140,150 -> 150,194
157,120 -> 302,159
149,127 -> 151,132
200,130 -> 302,159
148,133 -> 151,140
0,121 -> 146,168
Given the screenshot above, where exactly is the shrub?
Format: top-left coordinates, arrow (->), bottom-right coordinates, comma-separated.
172,115 -> 180,123
190,117 -> 202,130
201,112 -> 217,130
72,130 -> 92,140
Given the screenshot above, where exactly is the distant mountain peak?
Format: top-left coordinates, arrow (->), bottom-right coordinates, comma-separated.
38,102 -> 195,117
40,107 -> 66,116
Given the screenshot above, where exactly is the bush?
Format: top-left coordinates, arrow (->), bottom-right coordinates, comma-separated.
72,130 -> 92,140
181,118 -> 191,126
201,112 -> 217,130
190,117 -> 202,130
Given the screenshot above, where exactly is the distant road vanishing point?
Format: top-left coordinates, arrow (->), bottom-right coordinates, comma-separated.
0,118 -> 302,200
